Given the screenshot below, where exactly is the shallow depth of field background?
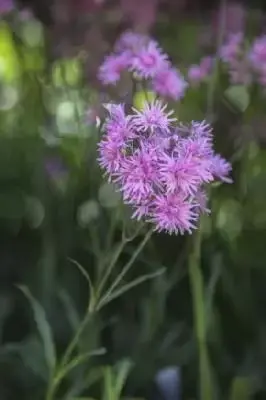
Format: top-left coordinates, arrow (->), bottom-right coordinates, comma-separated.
1,1 -> 266,399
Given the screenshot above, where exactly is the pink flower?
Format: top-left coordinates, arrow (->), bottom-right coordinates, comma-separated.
98,52 -> 131,85
132,100 -> 176,133
131,40 -> 168,78
151,193 -> 198,235
117,144 -> 160,204
159,152 -> 211,196
97,102 -> 232,235
152,66 -> 187,100
98,135 -> 125,177
104,103 -> 136,144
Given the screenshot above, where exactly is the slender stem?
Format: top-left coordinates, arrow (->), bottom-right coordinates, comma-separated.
62,311 -> 93,368
97,228 -> 153,310
96,239 -> 127,298
46,309 -> 93,400
96,222 -> 143,298
188,222 -> 213,400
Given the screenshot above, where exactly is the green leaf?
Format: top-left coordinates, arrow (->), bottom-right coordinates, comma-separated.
68,258 -> 96,309
114,359 -> 133,397
17,285 -> 56,373
224,85 -> 250,112
229,377 -> 253,400
17,336 -> 48,380
103,367 -> 115,400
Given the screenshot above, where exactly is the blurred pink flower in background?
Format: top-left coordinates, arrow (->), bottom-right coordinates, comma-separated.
211,2 -> 246,37
187,56 -> 213,85
0,0 -> 14,14
120,0 -> 158,30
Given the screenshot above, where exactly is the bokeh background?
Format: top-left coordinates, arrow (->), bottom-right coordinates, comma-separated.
1,0 -> 266,399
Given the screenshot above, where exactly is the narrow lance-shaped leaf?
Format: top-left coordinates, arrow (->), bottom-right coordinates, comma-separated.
17,285 -> 56,373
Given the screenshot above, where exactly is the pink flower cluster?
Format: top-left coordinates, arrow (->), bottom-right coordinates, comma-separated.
248,35 -> 266,86
219,33 -> 252,85
98,31 -> 187,101
187,56 -> 213,86
98,100 -> 232,235
218,32 -> 266,87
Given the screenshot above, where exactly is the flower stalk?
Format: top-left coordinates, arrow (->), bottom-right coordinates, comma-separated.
188,220 -> 214,400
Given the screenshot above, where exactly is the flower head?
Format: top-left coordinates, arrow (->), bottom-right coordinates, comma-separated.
152,66 -> 188,100
97,42 -> 232,236
131,40 -> 168,79
117,144 -> 160,204
151,193 -> 198,235
132,100 -> 176,133
103,103 -> 136,144
98,101 -> 232,235
98,135 -> 125,177
98,52 -> 130,85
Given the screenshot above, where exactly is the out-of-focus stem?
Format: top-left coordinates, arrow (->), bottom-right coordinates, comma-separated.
188,222 -> 214,400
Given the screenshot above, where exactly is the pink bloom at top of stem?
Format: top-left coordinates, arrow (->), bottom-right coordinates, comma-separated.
131,40 -> 168,79
179,136 -> 213,161
104,103 -> 136,144
98,134 -> 126,177
117,143 -> 160,204
152,66 -> 188,100
132,100 -> 176,133
158,151 -> 212,197
150,192 -> 198,235
98,51 -> 131,85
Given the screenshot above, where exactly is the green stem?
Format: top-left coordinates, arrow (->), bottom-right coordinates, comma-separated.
97,228 -> 153,310
46,310 -> 93,400
96,223 -> 143,299
188,223 -> 214,400
96,239 -> 127,299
